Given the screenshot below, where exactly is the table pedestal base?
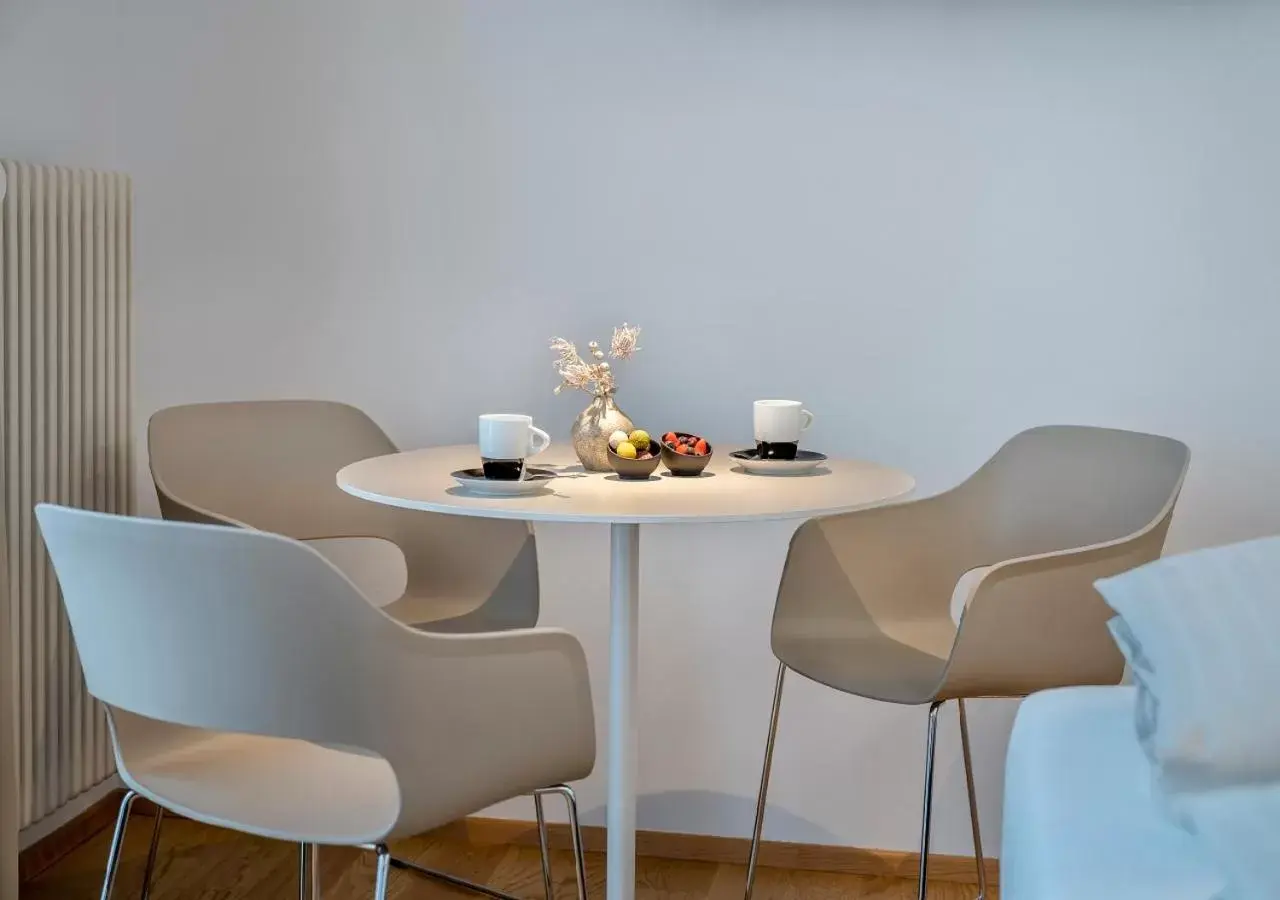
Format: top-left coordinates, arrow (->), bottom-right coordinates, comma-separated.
607,523 -> 640,900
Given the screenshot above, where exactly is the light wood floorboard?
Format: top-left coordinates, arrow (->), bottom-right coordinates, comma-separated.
20,816 -> 994,900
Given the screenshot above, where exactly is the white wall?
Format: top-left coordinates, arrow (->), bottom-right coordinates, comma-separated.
4,0 -> 1280,858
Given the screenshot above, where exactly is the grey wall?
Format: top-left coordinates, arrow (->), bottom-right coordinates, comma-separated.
4,0 -> 1279,856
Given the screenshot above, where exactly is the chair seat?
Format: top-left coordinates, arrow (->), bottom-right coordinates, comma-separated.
772,619 -> 953,704
385,590 -> 536,634
115,714 -> 400,845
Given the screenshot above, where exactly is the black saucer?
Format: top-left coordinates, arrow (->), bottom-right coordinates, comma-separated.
455,467 -> 557,481
729,449 -> 828,476
451,467 -> 557,496
730,450 -> 827,463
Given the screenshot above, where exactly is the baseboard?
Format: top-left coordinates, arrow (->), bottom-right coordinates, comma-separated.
17,789 -> 124,883
22,790 -> 998,887
432,817 -> 998,886
18,777 -> 120,849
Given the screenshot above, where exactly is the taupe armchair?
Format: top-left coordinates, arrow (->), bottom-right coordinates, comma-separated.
745,425 -> 1191,900
148,400 -> 538,632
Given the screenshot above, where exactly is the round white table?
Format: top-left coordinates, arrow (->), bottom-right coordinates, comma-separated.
337,444 -> 914,900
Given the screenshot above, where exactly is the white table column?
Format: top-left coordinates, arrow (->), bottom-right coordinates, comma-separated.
606,523 -> 640,900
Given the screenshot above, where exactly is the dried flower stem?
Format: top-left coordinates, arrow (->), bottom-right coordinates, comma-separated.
550,323 -> 642,396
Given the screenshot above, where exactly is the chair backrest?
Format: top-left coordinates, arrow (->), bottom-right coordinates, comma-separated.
36,503 -> 393,746
958,425 -> 1190,562
773,425 -> 1190,700
148,400 -> 539,627
148,399 -> 396,536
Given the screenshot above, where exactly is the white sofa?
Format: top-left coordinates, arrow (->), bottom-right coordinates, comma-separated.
1001,686 -> 1227,900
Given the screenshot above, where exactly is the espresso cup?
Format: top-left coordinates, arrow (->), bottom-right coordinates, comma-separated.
478,414 -> 551,480
753,400 -> 814,460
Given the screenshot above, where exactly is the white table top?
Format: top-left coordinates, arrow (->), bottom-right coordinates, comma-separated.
337,444 -> 915,525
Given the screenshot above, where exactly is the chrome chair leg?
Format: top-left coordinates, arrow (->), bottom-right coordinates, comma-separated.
372,844 -> 392,900
744,661 -> 787,900
535,785 -> 588,900
382,784 -> 588,900
299,843 -> 312,900
917,700 -> 943,900
99,790 -> 140,900
388,855 -> 525,900
534,791 -> 555,900
138,806 -> 164,900
957,699 -> 987,900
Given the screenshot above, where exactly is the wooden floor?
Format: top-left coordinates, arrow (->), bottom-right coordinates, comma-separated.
21,816 -> 991,900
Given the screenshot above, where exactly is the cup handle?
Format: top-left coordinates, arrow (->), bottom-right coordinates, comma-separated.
529,425 -> 552,456
800,409 -> 814,432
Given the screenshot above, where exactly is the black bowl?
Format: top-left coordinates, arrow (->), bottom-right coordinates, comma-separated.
607,444 -> 661,480
660,432 -> 713,477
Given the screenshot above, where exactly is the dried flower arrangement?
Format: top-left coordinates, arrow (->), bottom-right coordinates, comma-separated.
549,323 -> 641,397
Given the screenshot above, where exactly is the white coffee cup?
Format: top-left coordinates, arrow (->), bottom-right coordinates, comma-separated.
753,400 -> 814,460
478,414 -> 551,480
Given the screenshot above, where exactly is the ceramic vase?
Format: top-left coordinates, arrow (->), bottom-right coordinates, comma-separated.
571,392 -> 633,472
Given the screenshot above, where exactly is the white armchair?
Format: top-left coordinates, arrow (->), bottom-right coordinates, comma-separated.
35,504 -> 596,900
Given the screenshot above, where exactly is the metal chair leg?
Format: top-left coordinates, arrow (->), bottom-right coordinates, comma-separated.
534,792 -> 555,900
535,785 -> 588,900
383,784 -> 587,900
372,844 -> 392,900
744,662 -> 787,900
957,699 -> 987,900
99,790 -> 140,900
138,807 -> 164,900
299,843 -> 312,900
389,855 -> 526,900
917,700 -> 943,900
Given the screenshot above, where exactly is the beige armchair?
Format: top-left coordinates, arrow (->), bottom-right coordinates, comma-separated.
745,425 -> 1191,900
36,504 -> 595,900
148,400 -> 538,632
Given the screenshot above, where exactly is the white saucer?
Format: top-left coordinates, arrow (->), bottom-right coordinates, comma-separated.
451,467 -> 556,496
729,449 -> 829,476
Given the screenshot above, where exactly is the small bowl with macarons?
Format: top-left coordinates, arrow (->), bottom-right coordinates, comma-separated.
606,429 -> 662,480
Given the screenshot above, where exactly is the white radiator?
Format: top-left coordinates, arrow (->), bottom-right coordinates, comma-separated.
0,161 -> 133,844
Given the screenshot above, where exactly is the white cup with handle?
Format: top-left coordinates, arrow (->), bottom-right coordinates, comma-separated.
753,400 -> 814,460
478,414 -> 551,480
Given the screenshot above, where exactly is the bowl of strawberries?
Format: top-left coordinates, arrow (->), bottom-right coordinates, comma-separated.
660,431 -> 713,477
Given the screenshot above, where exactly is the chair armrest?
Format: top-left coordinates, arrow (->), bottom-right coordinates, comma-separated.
376,509 -> 538,628
778,490 -> 993,631
939,513 -> 1174,699
301,536 -> 407,608
375,625 -> 596,838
